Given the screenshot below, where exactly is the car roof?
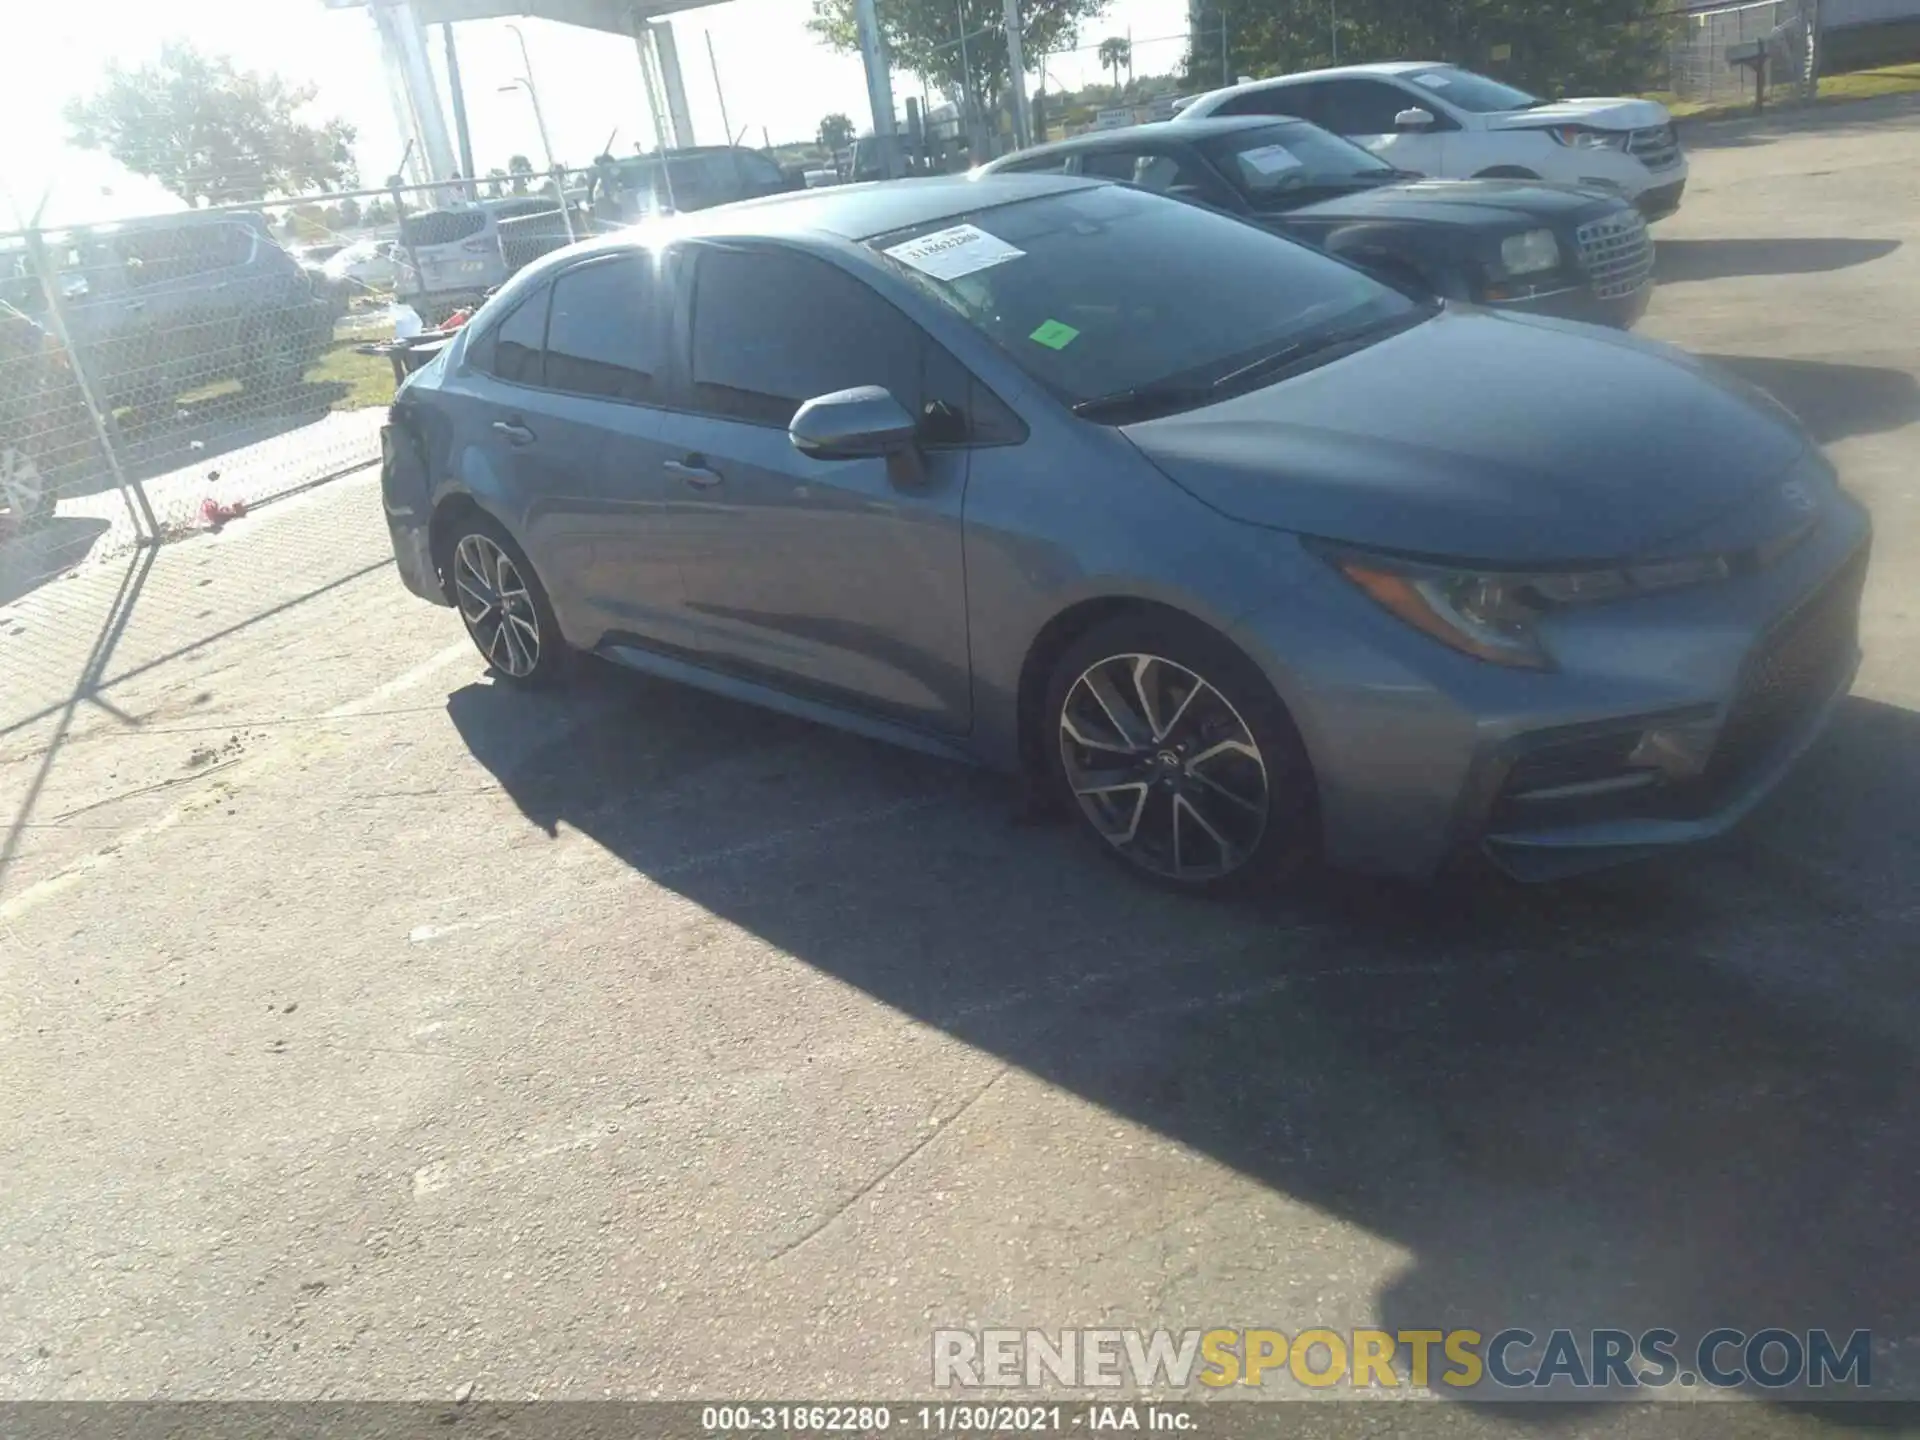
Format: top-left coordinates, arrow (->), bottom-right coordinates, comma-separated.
593,170 -> 1094,245
1180,62 -> 1445,114
986,114 -> 1314,166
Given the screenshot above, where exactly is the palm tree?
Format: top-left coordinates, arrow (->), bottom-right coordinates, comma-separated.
1097,36 -> 1132,92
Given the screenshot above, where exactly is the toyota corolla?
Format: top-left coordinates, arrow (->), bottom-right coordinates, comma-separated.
380,173 -> 1869,889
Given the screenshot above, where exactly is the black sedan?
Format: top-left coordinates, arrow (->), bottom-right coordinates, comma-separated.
983,115 -> 1655,328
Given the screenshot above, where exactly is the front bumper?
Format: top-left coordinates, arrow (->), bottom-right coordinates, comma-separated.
1491,277 -> 1651,329
1233,482 -> 1871,881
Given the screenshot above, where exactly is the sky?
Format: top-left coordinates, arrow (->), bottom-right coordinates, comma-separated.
1,0 -> 1190,225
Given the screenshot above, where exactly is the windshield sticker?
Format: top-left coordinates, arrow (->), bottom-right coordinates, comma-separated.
884,223 -> 1025,281
1029,319 -> 1080,350
1239,143 -> 1304,177
1410,72 -> 1452,88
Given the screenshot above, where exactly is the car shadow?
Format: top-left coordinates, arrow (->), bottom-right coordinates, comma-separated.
0,515 -> 113,608
1656,238 -> 1899,283
1698,353 -> 1920,444
447,661 -> 1920,1408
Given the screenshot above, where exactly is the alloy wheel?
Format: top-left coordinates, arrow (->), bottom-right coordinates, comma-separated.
453,532 -> 542,678
1058,652 -> 1270,883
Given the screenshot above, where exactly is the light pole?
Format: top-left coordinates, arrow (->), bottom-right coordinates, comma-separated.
502,22 -> 558,173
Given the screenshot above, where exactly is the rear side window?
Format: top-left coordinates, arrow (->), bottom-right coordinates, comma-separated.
1218,86 -> 1318,120
1314,79 -> 1414,135
689,246 -> 924,426
477,287 -> 549,385
543,256 -> 659,403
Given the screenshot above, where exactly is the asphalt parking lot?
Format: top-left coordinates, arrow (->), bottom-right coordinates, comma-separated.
2,99 -> 1917,1418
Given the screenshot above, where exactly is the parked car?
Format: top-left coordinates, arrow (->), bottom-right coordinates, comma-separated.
1173,63 -> 1688,220
393,197 -> 583,323
0,299 -> 97,530
593,146 -> 801,225
380,173 -> 1866,889
0,212 -> 336,413
984,115 -> 1654,327
323,236 -> 406,292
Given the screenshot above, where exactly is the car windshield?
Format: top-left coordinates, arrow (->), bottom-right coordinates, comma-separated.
1404,65 -> 1543,113
868,183 -> 1420,416
1194,121 -> 1398,205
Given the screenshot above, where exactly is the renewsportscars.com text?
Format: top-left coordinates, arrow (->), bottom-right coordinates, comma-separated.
932,1327 -> 1873,1392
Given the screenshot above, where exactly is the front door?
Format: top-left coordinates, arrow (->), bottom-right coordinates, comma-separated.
644,242 -> 975,735
1311,77 -> 1454,177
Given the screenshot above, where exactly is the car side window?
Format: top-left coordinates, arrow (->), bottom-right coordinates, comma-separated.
475,286 -> 549,386
1076,148 -> 1232,207
1219,86 -> 1317,121
998,154 -> 1075,175
1314,79 -> 1414,135
543,256 -> 659,403
689,246 -> 926,427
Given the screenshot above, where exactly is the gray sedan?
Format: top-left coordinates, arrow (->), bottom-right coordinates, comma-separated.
380,172 -> 1869,888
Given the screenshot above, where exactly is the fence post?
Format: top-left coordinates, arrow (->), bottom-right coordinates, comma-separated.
23,229 -> 161,545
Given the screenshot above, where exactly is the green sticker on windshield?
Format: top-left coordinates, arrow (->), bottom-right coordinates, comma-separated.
1029,319 -> 1080,350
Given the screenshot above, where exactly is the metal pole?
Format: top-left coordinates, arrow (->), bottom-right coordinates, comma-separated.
706,31 -> 735,152
1003,0 -> 1030,150
853,0 -> 904,177
442,23 -> 477,195
1221,0 -> 1230,85
1330,0 -> 1339,63
957,0 -> 978,162
24,232 -> 158,544
506,24 -> 558,172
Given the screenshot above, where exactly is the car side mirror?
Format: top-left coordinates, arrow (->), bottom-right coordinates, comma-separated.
1394,107 -> 1436,130
790,386 -> 925,484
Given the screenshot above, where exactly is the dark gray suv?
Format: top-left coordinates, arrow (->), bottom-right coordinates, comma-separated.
0,212 -> 335,413
380,174 -> 1868,890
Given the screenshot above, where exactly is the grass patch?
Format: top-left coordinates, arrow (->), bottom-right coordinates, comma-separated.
1646,59 -> 1920,122
304,337 -> 396,411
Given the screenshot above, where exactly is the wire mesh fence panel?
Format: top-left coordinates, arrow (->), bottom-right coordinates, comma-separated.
1669,0 -> 1791,101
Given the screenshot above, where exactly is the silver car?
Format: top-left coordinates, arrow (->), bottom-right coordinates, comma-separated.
380,173 -> 1870,889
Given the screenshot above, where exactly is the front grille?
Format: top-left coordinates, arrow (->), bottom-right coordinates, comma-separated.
1574,210 -> 1656,300
1692,544 -> 1868,804
1628,124 -> 1682,170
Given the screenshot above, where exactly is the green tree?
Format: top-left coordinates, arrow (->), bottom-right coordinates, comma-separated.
484,167 -> 511,199
1097,35 -> 1131,89
64,41 -> 357,207
1196,0 -> 1667,101
507,154 -> 535,196
362,197 -> 394,226
808,0 -> 1107,115
336,195 -> 362,228
817,112 -> 857,151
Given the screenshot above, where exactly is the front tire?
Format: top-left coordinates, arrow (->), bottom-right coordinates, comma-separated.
1045,611 -> 1317,893
445,511 -> 568,688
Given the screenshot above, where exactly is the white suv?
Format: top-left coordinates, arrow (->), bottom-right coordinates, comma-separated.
1173,62 -> 1688,219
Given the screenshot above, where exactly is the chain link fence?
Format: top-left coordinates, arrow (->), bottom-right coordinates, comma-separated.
0,173 -> 607,613
1663,0 -> 1806,103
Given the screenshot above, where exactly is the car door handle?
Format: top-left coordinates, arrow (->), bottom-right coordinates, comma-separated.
664,457 -> 722,488
491,420 -> 535,445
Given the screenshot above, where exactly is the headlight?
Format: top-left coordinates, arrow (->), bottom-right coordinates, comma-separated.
1546,125 -> 1629,150
1498,228 -> 1561,276
1321,547 -> 1734,669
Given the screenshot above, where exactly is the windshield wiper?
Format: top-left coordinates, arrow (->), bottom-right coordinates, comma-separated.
1207,310 -> 1428,396
1070,381 -> 1215,423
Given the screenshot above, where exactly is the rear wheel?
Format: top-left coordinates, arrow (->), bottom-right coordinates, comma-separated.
445,510 -> 568,688
1046,611 -> 1317,893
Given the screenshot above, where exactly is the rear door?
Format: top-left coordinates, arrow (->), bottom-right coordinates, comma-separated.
640,241 -> 976,733
463,255 -> 685,646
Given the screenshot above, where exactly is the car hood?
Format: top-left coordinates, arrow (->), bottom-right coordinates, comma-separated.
1288,177 -> 1619,226
1119,310 -> 1809,565
1487,96 -> 1671,133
